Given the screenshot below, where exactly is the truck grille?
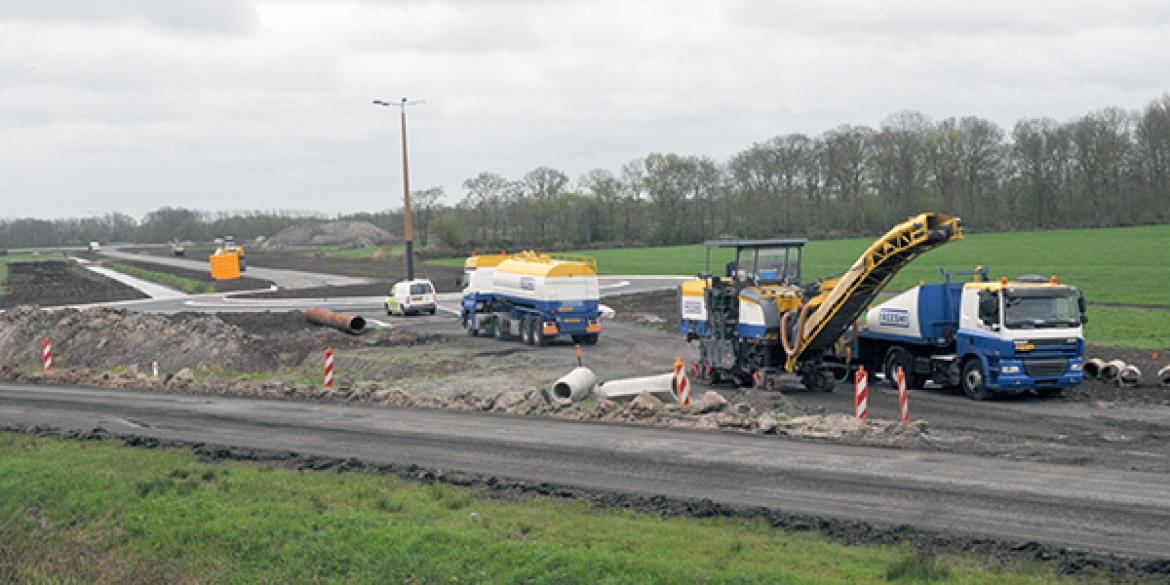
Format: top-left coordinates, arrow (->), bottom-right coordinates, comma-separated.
1023,359 -> 1068,378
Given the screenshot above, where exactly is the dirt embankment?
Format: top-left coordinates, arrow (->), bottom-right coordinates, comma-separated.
606,288 -> 679,332
0,261 -> 147,309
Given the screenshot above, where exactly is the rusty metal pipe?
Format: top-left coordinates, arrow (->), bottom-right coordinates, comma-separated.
305,307 -> 366,334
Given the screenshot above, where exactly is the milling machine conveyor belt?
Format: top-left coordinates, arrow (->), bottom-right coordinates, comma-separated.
784,213 -> 963,371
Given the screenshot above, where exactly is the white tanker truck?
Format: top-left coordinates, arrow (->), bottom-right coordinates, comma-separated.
460,251 -> 603,346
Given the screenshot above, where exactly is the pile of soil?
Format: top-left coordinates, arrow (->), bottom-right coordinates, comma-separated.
104,259 -> 274,293
264,220 -> 394,248
0,261 -> 147,308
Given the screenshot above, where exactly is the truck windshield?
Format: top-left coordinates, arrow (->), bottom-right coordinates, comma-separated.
1004,292 -> 1081,329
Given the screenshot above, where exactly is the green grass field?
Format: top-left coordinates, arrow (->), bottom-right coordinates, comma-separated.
0,433 -> 1082,584
108,262 -> 214,294
0,253 -> 65,296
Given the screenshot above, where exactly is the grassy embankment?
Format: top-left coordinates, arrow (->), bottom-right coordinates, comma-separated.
107,262 -> 214,294
0,254 -> 65,296
431,224 -> 1170,348
0,432 -> 1083,584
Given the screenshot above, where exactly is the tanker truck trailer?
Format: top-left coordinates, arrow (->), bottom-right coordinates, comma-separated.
460,251 -> 603,346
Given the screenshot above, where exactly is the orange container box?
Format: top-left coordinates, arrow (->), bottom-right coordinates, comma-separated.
209,253 -> 241,280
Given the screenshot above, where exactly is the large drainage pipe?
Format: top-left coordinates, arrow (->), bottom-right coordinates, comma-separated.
305,307 -> 366,334
1159,365 -> 1170,388
1118,364 -> 1142,388
1083,358 -> 1106,380
596,373 -> 674,399
550,367 -> 598,405
1100,360 -> 1127,384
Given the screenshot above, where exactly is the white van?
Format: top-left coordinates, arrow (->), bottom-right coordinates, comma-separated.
386,279 -> 437,316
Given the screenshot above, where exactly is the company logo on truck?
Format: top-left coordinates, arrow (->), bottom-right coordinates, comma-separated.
683,299 -> 703,316
878,308 -> 910,328
520,277 -> 535,291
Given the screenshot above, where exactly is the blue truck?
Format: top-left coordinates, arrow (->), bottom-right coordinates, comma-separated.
855,268 -> 1087,399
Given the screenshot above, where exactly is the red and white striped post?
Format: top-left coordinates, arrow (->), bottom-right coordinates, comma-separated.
323,346 -> 335,388
40,337 -> 53,372
672,357 -> 692,409
854,365 -> 868,420
896,365 -> 911,425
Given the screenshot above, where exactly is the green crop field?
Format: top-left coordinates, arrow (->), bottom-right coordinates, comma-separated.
0,432 -> 1078,584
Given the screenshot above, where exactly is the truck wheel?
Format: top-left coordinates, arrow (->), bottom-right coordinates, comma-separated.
884,347 -> 923,390
428,308 -> 437,315
464,313 -> 478,336
961,359 -> 991,400
582,334 -> 598,346
533,322 -> 548,347
494,318 -> 508,341
1036,387 -> 1063,398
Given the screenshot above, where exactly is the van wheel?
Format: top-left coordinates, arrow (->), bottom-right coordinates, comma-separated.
961,359 -> 991,400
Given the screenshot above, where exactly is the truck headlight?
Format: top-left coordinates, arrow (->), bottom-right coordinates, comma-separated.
1001,365 -> 1021,374
1070,363 -> 1082,372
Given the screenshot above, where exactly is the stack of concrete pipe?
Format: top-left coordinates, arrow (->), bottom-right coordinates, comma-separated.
549,367 -> 680,406
1160,365 -> 1170,388
1084,357 -> 1143,388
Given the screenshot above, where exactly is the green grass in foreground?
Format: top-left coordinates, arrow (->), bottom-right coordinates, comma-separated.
0,433 -> 1083,584
0,254 -> 65,296
434,224 -> 1170,307
108,262 -> 214,294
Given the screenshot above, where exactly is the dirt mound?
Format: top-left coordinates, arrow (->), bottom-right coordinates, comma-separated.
264,221 -> 395,248
0,306 -> 283,371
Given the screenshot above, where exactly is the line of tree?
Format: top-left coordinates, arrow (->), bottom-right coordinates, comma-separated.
2,95 -> 1167,250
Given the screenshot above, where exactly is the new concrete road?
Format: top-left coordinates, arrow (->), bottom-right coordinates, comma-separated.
98,248 -> 373,290
2,383 -> 1168,560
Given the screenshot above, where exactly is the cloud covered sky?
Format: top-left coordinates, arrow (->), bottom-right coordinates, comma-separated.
2,0 -> 1168,219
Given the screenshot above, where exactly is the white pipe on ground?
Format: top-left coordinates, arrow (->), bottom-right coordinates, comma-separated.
1159,365 -> 1170,388
1101,360 -> 1127,383
1118,364 -> 1142,388
550,367 -> 598,404
1083,358 -> 1106,380
596,373 -> 674,399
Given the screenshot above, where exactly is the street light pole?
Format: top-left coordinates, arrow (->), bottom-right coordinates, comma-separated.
373,97 -> 424,281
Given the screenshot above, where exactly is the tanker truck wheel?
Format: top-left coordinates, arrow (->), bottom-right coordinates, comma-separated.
521,318 -> 534,345
961,359 -> 991,401
581,334 -> 598,346
533,322 -> 549,347
494,318 -> 508,341
464,313 -> 478,336
884,347 -> 924,390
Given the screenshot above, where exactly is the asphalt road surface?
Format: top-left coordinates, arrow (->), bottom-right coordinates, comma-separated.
2,383 -> 1168,560
98,247 -> 373,290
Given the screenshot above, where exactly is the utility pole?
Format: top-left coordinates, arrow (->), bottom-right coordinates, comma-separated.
373,97 -> 424,281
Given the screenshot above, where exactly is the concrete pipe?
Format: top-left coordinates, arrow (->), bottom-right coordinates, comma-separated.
1083,358 -> 1106,380
1101,359 -> 1127,384
1118,364 -> 1142,388
596,373 -> 674,399
551,367 -> 598,404
1159,365 -> 1170,388
305,307 -> 366,334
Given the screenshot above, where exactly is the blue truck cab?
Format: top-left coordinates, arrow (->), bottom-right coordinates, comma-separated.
856,268 -> 1087,399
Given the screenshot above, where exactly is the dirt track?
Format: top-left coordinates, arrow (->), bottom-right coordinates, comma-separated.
0,261 -> 146,308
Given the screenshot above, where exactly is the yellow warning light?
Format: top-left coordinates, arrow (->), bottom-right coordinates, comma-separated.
1050,274 -> 1059,285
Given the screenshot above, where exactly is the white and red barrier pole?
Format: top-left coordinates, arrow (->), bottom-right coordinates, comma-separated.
672,357 -> 692,409
323,346 -> 335,388
854,365 -> 868,420
41,337 -> 53,372
152,361 -> 160,379
896,365 -> 911,425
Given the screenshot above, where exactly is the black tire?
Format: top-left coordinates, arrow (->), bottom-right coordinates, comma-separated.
494,318 -> 508,340
884,347 -> 924,390
961,359 -> 991,400
464,313 -> 478,337
386,304 -> 393,317
800,369 -> 835,393
1036,387 -> 1063,398
428,308 -> 436,315
582,334 -> 598,346
533,320 -> 548,347
571,335 -> 583,344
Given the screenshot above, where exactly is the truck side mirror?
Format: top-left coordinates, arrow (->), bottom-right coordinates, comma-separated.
1080,314 -> 1089,325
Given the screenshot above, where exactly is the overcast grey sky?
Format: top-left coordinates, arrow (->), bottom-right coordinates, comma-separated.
2,0 -> 1168,219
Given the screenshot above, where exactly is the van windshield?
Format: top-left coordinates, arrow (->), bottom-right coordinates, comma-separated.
410,283 -> 433,295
